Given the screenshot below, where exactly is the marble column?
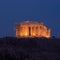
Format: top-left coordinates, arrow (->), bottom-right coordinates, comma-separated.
36,26 -> 38,36
31,26 -> 32,36
38,26 -> 40,36
28,26 -> 31,36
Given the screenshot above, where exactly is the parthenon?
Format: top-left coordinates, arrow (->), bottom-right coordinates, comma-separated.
16,21 -> 51,38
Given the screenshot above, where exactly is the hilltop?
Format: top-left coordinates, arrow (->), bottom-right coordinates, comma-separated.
0,37 -> 60,60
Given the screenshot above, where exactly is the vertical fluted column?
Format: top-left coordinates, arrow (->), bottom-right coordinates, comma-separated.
28,26 -> 31,36
27,26 -> 29,36
16,24 -> 20,37
37,26 -> 39,36
34,26 -> 37,36
34,26 -> 36,36
31,26 -> 32,36
20,26 -> 23,36
38,26 -> 39,36
32,26 -> 35,36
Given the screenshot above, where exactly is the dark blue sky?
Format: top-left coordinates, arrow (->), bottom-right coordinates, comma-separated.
0,0 -> 60,37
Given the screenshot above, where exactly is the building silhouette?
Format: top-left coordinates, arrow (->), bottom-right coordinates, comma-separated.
16,21 -> 50,38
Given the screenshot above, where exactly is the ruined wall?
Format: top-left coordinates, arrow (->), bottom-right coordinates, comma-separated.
16,21 -> 51,38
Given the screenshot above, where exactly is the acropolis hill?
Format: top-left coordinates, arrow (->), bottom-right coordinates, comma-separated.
16,21 -> 51,38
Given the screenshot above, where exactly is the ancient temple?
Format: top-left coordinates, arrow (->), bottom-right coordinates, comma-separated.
16,21 -> 51,38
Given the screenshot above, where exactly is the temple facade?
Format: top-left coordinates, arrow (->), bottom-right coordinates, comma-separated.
16,21 -> 51,38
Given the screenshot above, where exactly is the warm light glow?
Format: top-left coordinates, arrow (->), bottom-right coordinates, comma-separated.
32,33 -> 36,36
25,32 -> 28,36
20,33 -> 23,36
16,21 -> 51,38
45,36 -> 50,38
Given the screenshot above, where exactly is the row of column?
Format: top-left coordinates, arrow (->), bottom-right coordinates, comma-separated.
16,25 -> 50,37
30,26 -> 40,36
19,26 -> 41,37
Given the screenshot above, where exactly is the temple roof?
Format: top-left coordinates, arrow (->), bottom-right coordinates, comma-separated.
19,20 -> 44,25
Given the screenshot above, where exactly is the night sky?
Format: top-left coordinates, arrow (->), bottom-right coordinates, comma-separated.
0,0 -> 60,38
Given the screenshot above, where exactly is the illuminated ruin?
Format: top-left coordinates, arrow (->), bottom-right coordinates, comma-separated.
16,21 -> 51,38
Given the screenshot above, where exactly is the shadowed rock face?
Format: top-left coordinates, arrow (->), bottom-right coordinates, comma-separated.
0,37 -> 60,60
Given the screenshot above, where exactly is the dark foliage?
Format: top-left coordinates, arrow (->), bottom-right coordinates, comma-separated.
0,37 -> 60,60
